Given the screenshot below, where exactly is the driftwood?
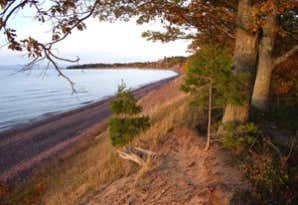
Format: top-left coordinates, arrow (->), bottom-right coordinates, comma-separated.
117,146 -> 157,166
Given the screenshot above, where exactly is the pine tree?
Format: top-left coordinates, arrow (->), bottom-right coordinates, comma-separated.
109,82 -> 150,147
181,45 -> 247,150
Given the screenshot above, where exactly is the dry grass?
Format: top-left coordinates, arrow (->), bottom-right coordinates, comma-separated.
45,95 -> 193,205
6,76 -> 201,205
42,80 -> 195,205
135,157 -> 154,182
135,95 -> 189,149
133,94 -> 202,152
42,131 -> 137,205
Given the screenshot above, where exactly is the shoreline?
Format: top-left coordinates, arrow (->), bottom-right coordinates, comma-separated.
0,70 -> 178,137
67,66 -> 182,73
0,76 -> 177,184
66,56 -> 186,72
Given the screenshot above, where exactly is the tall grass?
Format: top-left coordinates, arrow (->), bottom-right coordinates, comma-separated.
5,85 -> 199,205
43,132 -> 135,205
131,93 -> 201,151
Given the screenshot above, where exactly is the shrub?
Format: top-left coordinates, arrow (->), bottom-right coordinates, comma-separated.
181,44 -> 249,150
181,44 -> 249,107
109,82 -> 150,147
110,82 -> 142,116
221,122 -> 259,155
109,116 -> 150,147
221,122 -> 298,204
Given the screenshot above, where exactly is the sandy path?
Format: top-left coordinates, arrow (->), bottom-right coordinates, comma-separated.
84,127 -> 248,205
0,77 -> 176,184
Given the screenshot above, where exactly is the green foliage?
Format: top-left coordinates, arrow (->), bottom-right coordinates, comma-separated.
221,122 -> 259,152
221,122 -> 298,204
109,83 -> 150,147
109,117 -> 150,147
181,45 -> 248,110
110,82 -> 141,115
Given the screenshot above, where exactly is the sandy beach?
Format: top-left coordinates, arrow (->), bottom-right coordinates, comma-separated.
0,76 -> 176,184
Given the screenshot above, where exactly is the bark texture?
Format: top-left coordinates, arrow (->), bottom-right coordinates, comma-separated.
222,0 -> 258,124
204,83 -> 212,151
252,16 -> 277,110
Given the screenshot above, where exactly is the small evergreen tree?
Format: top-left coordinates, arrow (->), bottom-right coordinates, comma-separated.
110,82 -> 142,116
109,82 -> 150,147
181,45 -> 247,150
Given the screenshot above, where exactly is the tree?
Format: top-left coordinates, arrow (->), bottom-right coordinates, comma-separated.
1,0 -> 297,120
221,0 -> 259,124
252,8 -> 298,110
251,14 -> 278,111
271,52 -> 298,106
0,0 -> 238,67
181,45 -> 246,150
122,0 -> 297,121
126,0 -> 297,121
109,82 -> 150,147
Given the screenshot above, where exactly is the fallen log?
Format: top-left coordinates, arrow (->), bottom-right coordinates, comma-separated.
117,146 -> 156,166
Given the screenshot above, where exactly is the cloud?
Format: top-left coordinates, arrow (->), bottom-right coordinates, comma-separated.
0,17 -> 190,65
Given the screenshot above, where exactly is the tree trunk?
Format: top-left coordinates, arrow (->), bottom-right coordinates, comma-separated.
204,83 -> 212,151
252,16 -> 277,110
222,0 -> 258,124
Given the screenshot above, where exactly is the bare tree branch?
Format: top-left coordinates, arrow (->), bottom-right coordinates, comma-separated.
1,0 -> 28,28
273,45 -> 298,66
43,48 -> 76,93
0,0 -> 101,90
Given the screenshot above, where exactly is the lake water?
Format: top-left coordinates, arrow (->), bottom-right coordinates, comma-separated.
0,68 -> 177,132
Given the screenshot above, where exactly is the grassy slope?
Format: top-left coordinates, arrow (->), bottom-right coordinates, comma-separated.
82,126 -> 248,205
80,77 -> 248,205
44,77 -> 189,205
3,76 -> 248,205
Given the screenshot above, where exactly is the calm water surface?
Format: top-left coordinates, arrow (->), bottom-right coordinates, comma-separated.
0,68 -> 177,132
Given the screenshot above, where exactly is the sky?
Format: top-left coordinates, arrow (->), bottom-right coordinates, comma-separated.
0,8 -> 191,66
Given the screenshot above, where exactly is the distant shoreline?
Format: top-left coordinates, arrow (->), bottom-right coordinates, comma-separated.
67,56 -> 186,72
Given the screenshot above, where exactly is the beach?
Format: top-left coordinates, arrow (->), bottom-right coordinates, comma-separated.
0,76 -> 176,184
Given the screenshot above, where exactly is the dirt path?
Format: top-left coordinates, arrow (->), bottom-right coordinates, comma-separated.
83,128 -> 249,205
0,77 -> 176,184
